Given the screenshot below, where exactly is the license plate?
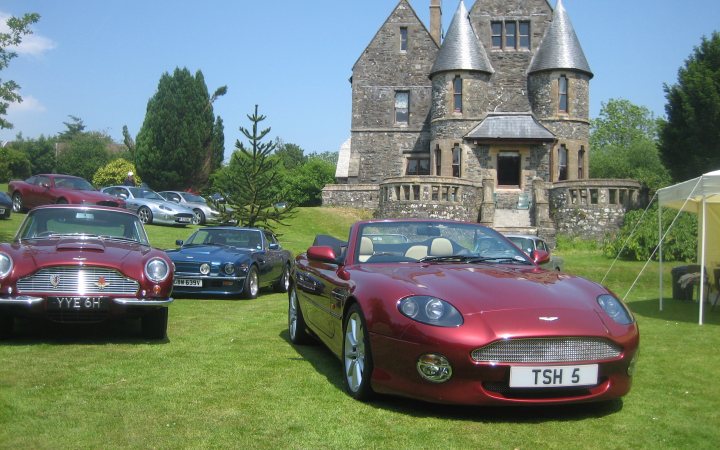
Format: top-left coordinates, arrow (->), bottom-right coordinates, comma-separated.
509,364 -> 598,388
177,217 -> 192,223
174,278 -> 202,287
0,208 -> 5,214
48,297 -> 108,311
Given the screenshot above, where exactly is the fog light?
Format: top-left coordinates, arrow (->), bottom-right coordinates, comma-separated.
152,284 -> 162,295
417,353 -> 452,383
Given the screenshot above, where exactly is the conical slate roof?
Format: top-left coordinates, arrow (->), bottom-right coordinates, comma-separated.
430,1 -> 493,76
528,0 -> 592,77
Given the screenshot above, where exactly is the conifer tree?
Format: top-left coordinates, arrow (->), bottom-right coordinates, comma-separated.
211,105 -> 294,228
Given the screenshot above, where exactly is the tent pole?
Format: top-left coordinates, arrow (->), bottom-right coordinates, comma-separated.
699,198 -> 707,325
659,204 -> 663,311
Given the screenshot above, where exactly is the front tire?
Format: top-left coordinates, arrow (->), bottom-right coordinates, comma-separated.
192,209 -> 205,225
242,266 -> 259,299
288,287 -> 311,344
11,192 -> 23,213
274,264 -> 290,293
342,304 -> 374,401
141,308 -> 168,340
138,206 -> 153,224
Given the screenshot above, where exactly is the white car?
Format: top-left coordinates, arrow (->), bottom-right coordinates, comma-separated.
157,191 -> 223,225
504,234 -> 564,271
101,186 -> 195,226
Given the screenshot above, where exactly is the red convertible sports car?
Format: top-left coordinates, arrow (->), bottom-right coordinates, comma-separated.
8,174 -> 124,212
289,219 -> 639,406
0,205 -> 174,339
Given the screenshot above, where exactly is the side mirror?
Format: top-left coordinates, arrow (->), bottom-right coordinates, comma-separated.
532,249 -> 550,265
307,245 -> 339,264
175,239 -> 184,246
269,243 -> 280,250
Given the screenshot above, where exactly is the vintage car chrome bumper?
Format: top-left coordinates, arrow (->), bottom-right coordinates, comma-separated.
0,296 -> 173,306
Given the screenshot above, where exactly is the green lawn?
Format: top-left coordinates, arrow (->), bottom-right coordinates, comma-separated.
1,201 -> 719,449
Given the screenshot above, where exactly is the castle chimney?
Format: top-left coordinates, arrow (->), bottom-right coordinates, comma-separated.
430,0 -> 442,46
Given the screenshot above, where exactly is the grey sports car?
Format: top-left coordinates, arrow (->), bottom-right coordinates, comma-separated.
157,191 -> 223,225
101,186 -> 195,226
505,234 -> 564,271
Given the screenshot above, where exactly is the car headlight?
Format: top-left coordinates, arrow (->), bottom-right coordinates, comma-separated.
0,252 -> 12,278
145,258 -> 170,282
597,294 -> 634,325
398,296 -> 463,327
159,204 -> 171,212
223,263 -> 235,275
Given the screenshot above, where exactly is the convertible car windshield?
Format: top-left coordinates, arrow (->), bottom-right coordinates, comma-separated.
16,207 -> 149,244
357,221 -> 530,264
184,228 -> 263,250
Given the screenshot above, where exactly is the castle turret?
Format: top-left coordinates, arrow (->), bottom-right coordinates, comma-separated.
429,1 -> 493,178
527,0 -> 592,181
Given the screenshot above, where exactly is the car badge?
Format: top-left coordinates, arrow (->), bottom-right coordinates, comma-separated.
95,276 -> 110,290
539,316 -> 559,322
50,274 -> 61,288
73,257 -> 87,261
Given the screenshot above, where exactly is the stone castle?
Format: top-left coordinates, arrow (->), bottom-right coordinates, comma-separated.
322,0 -> 641,243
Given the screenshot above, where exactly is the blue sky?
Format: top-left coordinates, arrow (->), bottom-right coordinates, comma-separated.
1,0 -> 719,161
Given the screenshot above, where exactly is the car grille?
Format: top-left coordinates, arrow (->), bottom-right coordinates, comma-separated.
17,266 -> 139,295
97,200 -> 121,207
174,261 -> 203,274
471,337 -> 622,363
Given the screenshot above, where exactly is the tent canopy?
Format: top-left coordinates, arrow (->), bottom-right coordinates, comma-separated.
658,169 -> 720,324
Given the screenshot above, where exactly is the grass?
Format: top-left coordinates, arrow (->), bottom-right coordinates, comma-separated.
1,193 -> 720,448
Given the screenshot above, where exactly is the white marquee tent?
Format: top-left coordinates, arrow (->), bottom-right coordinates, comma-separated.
658,169 -> 720,325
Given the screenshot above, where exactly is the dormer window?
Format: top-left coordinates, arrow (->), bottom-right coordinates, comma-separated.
453,76 -> 463,112
400,27 -> 408,52
490,20 -> 530,50
558,75 -> 569,113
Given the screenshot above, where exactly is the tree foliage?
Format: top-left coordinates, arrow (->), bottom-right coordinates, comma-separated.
135,68 -> 225,191
590,98 -> 671,191
92,158 -> 139,188
0,146 -> 31,182
6,134 -> 56,174
0,12 -> 39,130
211,105 -> 294,228
55,132 -> 112,181
281,156 -> 336,206
603,204 -> 697,262
660,32 -> 720,182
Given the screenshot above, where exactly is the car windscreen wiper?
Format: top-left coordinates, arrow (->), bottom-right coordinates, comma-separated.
419,254 -> 532,265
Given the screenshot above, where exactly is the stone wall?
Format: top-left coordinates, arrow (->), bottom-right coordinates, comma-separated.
321,184 -> 379,210
549,179 -> 642,238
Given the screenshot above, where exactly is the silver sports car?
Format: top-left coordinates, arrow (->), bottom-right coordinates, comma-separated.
101,186 -> 195,226
157,191 -> 223,225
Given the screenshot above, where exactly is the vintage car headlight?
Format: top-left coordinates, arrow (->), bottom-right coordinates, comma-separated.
597,294 -> 634,325
398,296 -> 463,327
0,252 -> 12,278
145,258 -> 170,283
223,263 -> 235,275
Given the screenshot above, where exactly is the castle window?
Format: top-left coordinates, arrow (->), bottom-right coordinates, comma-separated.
395,91 -> 409,124
453,76 -> 463,112
400,27 -> 408,52
558,144 -> 568,181
491,22 -> 502,48
452,144 -> 462,178
406,158 -> 430,176
491,20 -> 530,50
558,75 -> 569,113
434,145 -> 442,175
578,146 -> 585,179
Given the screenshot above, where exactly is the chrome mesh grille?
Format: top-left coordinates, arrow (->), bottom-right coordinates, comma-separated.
471,337 -> 622,363
17,266 -> 139,295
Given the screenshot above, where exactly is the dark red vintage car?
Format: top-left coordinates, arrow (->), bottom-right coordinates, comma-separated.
0,205 -> 174,339
8,174 -> 124,212
289,219 -> 639,406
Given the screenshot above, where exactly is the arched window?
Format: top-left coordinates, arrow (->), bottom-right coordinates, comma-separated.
452,144 -> 462,178
453,76 -> 463,112
558,144 -> 568,181
578,146 -> 585,179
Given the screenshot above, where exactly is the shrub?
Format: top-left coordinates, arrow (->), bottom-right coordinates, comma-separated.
92,158 -> 140,188
0,147 -> 32,182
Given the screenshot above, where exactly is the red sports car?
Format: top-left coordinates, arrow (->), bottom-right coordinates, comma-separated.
289,219 -> 639,405
0,205 -> 174,339
8,174 -> 124,212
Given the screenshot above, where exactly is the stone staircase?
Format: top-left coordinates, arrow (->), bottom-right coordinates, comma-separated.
492,208 -> 537,235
